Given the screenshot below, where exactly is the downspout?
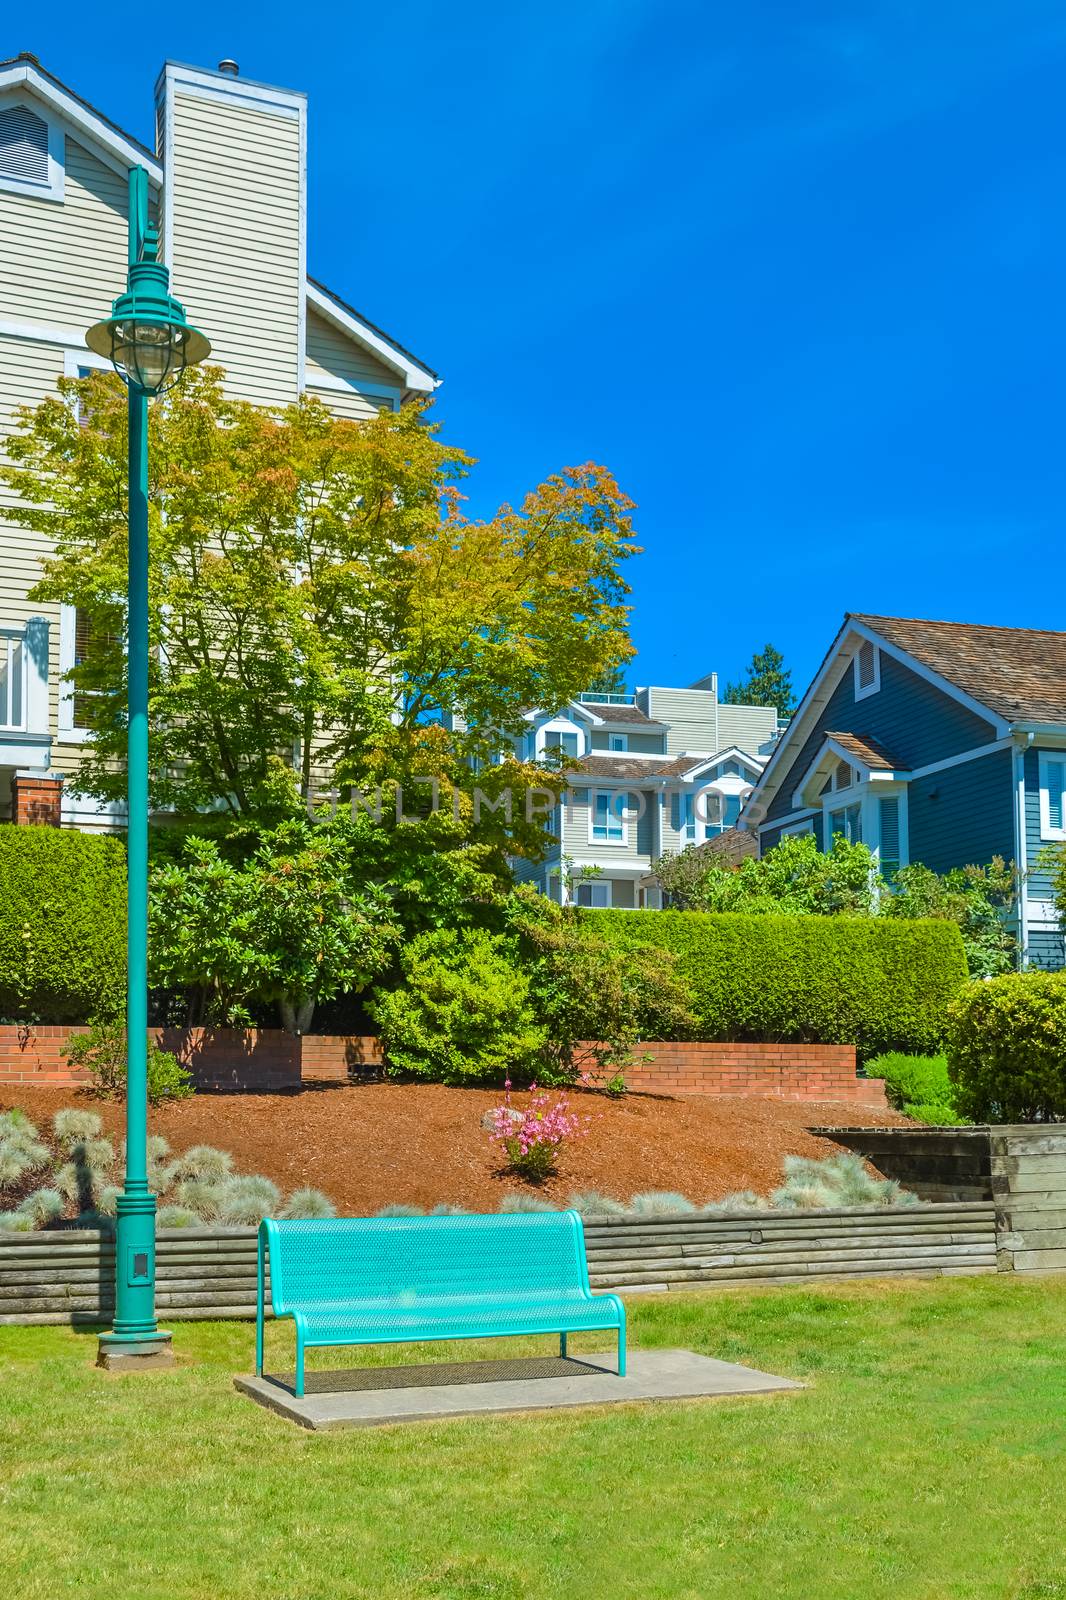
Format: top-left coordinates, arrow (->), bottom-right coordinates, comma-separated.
1014,731 -> 1033,967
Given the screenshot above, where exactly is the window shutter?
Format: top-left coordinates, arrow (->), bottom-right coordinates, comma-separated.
879,795 -> 900,877
1049,761 -> 1065,832
0,104 -> 49,185
857,639 -> 877,690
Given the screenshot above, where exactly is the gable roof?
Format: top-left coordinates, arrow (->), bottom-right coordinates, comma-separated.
824,731 -> 903,772
852,614 -> 1066,725
0,52 -> 160,179
577,701 -> 660,727
573,753 -> 709,782
1,56 -> 437,396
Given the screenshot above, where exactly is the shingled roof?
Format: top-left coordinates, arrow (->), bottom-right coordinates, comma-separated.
825,731 -> 905,771
578,702 -> 661,726
853,614 -> 1066,725
574,754 -> 707,781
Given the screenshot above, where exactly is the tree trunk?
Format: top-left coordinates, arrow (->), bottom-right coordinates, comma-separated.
278,996 -> 315,1035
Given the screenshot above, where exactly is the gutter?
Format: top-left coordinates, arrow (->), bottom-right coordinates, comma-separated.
1013,730 -> 1034,967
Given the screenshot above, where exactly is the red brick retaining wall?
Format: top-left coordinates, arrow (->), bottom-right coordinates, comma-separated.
0,1025 -> 884,1105
624,1042 -> 886,1107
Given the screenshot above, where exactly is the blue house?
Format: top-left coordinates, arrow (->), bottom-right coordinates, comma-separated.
743,614 -> 1066,968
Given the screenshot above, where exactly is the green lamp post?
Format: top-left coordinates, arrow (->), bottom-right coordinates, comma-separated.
87,166 -> 210,1371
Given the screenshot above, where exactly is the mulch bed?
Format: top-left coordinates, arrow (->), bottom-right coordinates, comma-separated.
1,1082 -> 910,1214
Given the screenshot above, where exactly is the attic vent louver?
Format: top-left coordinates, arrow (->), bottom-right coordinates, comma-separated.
0,104 -> 49,185
857,639 -> 877,691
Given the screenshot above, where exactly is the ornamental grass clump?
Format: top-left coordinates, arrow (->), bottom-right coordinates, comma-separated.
488,1082 -> 589,1182
629,1191 -> 696,1217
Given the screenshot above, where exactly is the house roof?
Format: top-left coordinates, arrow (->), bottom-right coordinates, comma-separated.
697,826 -> 759,866
0,56 -> 437,395
307,276 -> 439,386
574,754 -> 707,782
824,731 -> 904,772
852,613 -> 1066,725
578,702 -> 660,727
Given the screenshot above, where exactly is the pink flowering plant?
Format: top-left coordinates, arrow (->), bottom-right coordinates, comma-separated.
489,1080 -> 590,1181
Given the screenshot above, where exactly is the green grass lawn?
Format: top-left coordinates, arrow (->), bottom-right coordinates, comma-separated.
2,1276 -> 1066,1600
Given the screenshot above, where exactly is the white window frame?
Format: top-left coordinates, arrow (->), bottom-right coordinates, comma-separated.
780,818 -> 816,839
574,879 -> 611,908
536,717 -> 583,761
1038,752 -> 1066,841
853,639 -> 881,701
589,790 -> 629,846
0,94 -> 65,203
0,626 -> 27,731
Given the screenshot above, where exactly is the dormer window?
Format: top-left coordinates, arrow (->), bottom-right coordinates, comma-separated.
0,99 -> 64,201
854,639 -> 881,700
609,733 -> 628,751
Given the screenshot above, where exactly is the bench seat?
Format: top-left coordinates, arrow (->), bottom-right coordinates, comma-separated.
257,1212 -> 626,1397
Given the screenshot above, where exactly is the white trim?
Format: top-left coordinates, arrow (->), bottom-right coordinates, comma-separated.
746,616 -> 1011,825
157,61 -> 305,119
1014,739 -> 1031,961
756,805 -> 819,835
1038,751 -> 1066,841
853,638 -> 881,701
0,91 -> 65,202
0,60 -> 161,182
304,373 -> 403,403
62,347 -> 111,377
792,733 -> 909,810
306,281 -> 437,395
849,619 -> 1011,737
907,737 -> 1015,780
297,98 -> 307,396
0,316 -> 93,349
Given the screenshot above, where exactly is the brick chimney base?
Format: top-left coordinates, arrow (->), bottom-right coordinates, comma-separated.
11,772 -> 64,827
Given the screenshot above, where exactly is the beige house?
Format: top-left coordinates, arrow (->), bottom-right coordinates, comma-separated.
0,53 -> 438,826
510,680 -> 779,908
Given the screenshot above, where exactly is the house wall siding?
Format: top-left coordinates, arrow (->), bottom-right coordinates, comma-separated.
305,308 -> 399,389
1022,745 -> 1064,968
717,703 -> 777,754
0,138 -> 129,328
638,688 -> 718,754
907,747 -> 1014,874
163,86 -> 303,406
589,732 -> 664,754
764,650 -> 1000,824
560,786 -> 654,865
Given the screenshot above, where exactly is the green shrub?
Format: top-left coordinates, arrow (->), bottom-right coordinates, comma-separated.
0,825 -> 126,1022
580,910 -> 968,1061
947,971 -> 1066,1122
370,928 -> 545,1083
62,1019 -> 193,1103
867,1051 -> 968,1123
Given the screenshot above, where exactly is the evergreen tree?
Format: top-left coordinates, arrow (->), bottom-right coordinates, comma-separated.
723,643 -> 794,717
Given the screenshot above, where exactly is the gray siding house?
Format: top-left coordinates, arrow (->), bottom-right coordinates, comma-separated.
743,614 -> 1066,967
512,677 -> 778,908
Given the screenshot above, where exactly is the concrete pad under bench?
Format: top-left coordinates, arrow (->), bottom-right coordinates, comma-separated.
235,1348 -> 803,1430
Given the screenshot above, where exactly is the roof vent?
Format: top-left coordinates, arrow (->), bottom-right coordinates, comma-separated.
217,59 -> 239,76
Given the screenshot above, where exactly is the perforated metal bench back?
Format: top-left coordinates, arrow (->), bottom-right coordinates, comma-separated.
263,1211 -> 591,1315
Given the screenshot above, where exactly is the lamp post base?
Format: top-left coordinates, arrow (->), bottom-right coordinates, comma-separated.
97,1330 -> 176,1373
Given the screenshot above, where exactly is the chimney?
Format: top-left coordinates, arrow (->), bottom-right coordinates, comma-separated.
217,59 -> 239,76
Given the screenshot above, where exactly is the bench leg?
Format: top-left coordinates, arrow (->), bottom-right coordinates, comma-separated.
295,1328 -> 305,1399
617,1325 -> 626,1378
560,1332 -> 567,1359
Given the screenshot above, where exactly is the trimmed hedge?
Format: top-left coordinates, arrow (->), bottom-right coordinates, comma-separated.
947,969 -> 1066,1122
579,910 -> 969,1062
0,825 -> 126,1023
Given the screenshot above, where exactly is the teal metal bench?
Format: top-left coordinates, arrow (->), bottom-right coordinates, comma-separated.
257,1211 -> 626,1397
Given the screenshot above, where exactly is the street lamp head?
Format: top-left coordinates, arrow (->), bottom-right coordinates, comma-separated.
86,258 -> 210,397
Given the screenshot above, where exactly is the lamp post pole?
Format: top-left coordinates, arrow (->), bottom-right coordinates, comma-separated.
90,167 -> 210,1372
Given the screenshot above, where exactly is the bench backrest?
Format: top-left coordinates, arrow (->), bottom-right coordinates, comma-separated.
261,1211 -> 591,1316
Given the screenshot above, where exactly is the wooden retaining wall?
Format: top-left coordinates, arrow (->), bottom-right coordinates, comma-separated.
992,1127 -> 1066,1273
0,1205 -> 997,1325
583,1205 -> 998,1291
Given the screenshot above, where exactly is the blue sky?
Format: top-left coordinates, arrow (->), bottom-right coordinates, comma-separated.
24,1 -> 1066,698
